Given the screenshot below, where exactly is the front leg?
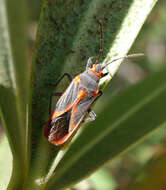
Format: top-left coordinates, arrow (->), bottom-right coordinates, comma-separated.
101,72 -> 113,78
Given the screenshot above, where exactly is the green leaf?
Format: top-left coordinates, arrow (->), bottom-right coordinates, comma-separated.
128,153 -> 166,190
0,0 -> 28,189
0,135 -> 12,190
89,168 -> 117,190
5,0 -> 29,116
27,0 -> 157,189
46,67 -> 166,190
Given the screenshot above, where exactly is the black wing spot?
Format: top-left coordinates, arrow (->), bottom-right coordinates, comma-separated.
49,110 -> 71,141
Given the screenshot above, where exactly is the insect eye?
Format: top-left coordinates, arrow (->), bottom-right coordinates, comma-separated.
90,64 -> 95,69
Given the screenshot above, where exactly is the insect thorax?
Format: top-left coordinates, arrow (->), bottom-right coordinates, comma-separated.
80,70 -> 99,92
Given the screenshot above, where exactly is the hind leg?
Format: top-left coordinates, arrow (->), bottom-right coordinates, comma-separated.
83,109 -> 96,123
48,73 -> 73,87
83,91 -> 103,123
49,73 -> 73,115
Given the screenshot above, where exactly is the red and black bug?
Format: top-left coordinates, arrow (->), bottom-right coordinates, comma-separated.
44,21 -> 143,146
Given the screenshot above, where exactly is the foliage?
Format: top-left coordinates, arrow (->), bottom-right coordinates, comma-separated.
1,0 -> 165,190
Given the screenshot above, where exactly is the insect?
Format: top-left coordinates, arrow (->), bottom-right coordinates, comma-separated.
44,21 -> 143,146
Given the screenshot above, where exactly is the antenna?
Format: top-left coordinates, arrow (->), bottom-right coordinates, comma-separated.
102,53 -> 144,69
98,20 -> 103,61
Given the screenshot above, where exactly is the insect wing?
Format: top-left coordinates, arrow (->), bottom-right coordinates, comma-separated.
45,78 -> 98,146
44,80 -> 78,139
69,93 -> 96,131
55,80 -> 79,113
54,92 -> 96,145
48,109 -> 72,144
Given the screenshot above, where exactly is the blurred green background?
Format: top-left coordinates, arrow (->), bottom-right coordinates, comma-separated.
1,0 -> 166,190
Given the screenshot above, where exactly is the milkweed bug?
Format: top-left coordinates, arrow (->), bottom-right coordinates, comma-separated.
44,21 -> 144,146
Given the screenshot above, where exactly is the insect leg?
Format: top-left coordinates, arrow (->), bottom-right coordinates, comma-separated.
48,73 -> 73,87
102,72 -> 108,78
49,92 -> 63,115
83,91 -> 103,123
93,90 -> 103,103
48,73 -> 73,115
101,72 -> 113,78
84,109 -> 96,123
